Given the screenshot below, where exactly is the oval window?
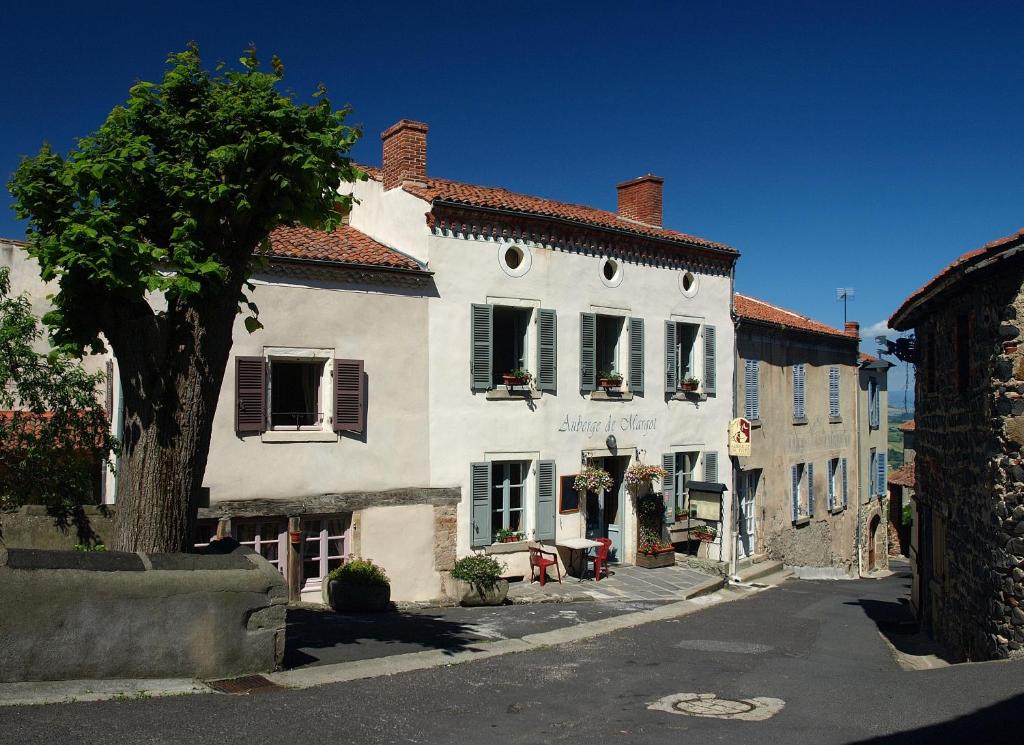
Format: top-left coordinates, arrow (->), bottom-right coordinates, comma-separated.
498,244 -> 532,277
600,257 -> 623,287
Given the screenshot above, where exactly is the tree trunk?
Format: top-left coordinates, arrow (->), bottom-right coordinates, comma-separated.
109,285 -> 242,553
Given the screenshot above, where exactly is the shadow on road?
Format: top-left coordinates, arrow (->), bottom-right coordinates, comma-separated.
848,690 -> 1023,744
284,607 -> 486,668
844,591 -> 956,663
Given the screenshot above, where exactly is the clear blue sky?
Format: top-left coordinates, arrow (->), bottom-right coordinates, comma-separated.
4,1 -> 1022,406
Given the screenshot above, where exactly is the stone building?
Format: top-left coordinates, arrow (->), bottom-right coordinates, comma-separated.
890,226 -> 1024,661
857,352 -> 892,574
733,295 -> 863,577
887,419 -> 915,557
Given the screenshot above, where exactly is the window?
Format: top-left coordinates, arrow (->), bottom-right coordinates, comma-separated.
673,451 -> 700,515
301,516 -> 350,591
679,271 -> 699,297
664,321 -> 716,395
868,376 -> 880,429
744,359 -> 760,420
492,306 -> 532,386
491,461 -> 528,538
791,462 -> 814,521
676,323 -> 700,382
793,364 -> 806,421
600,257 -> 623,287
473,304 -> 556,392
270,360 -> 325,429
236,519 -> 287,572
596,315 -> 624,379
235,355 -> 365,435
869,448 -> 877,496
828,366 -> 841,420
827,457 -> 846,511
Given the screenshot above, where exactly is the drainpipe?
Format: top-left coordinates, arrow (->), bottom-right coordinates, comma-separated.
855,365 -> 864,577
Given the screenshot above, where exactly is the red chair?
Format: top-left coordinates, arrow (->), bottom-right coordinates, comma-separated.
529,546 -> 562,587
586,538 -> 613,581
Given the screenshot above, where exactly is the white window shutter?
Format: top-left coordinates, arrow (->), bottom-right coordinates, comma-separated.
807,462 -> 815,517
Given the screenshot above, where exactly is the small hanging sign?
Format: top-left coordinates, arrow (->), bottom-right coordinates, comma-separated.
728,417 -> 752,457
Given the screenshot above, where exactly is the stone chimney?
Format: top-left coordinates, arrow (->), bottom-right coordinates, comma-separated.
381,120 -> 428,191
617,175 -> 664,227
845,321 -> 860,338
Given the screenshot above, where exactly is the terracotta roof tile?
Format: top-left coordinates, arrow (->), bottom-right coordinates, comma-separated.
898,419 -> 915,431
890,227 -> 1024,329
735,294 -> 853,340
359,168 -> 735,254
267,225 -> 421,271
887,463 -> 915,488
859,352 -> 878,363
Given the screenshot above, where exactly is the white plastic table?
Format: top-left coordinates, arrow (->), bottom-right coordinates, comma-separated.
556,537 -> 602,581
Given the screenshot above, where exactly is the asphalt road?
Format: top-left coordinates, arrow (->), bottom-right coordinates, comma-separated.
6,566 -> 1024,745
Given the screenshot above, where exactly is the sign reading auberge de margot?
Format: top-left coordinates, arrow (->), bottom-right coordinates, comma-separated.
728,417 -> 751,456
558,413 -> 657,436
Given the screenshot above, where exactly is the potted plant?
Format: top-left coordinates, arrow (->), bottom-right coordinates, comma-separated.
679,376 -> 700,393
691,524 -> 718,543
322,557 -> 392,612
674,507 -> 687,522
444,554 -> 509,606
502,368 -> 532,387
494,527 -> 522,543
574,466 -> 614,495
598,370 -> 623,390
636,526 -> 676,568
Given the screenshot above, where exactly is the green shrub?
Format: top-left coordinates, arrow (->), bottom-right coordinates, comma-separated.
451,554 -> 506,588
902,504 -> 913,527
326,558 -> 389,587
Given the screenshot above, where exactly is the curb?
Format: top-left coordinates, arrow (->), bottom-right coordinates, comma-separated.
0,678 -> 212,707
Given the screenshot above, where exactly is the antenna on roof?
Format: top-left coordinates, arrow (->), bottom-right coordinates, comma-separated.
836,288 -> 855,324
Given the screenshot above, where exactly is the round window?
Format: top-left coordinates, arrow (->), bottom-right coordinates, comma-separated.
600,257 -> 623,287
498,244 -> 532,277
679,270 -> 699,298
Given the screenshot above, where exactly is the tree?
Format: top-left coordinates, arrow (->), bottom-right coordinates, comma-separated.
9,45 -> 362,552
0,268 -> 115,510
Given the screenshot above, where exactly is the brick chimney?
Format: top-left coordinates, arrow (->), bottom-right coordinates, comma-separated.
845,321 -> 860,338
617,175 -> 664,227
381,120 -> 428,190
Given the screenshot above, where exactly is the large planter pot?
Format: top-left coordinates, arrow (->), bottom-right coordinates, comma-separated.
322,579 -> 392,612
636,550 -> 676,569
443,574 -> 509,606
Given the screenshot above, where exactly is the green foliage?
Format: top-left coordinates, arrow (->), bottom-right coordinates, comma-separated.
326,558 -> 390,587
73,543 -> 107,552
902,504 -> 913,527
8,43 -> 363,355
636,493 -> 663,530
450,554 -> 506,588
494,527 -> 522,541
0,268 -> 116,508
598,370 -> 623,381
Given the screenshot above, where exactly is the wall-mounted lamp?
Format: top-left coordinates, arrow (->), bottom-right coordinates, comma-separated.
606,434 -> 617,451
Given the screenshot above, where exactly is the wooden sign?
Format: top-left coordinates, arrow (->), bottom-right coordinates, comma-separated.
728,417 -> 752,457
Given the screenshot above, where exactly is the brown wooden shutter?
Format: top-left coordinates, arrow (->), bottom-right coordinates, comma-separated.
334,359 -> 365,433
235,356 -> 267,434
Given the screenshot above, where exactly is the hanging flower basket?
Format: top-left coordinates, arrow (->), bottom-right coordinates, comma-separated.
574,466 -> 613,494
625,462 -> 669,488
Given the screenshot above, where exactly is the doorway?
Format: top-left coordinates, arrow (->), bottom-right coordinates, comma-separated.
868,514 -> 881,570
737,470 -> 759,559
585,455 -> 629,561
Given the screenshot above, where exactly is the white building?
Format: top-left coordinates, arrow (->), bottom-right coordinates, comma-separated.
4,119 -> 740,602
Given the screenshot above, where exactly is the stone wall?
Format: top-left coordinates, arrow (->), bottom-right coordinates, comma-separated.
0,546 -> 286,682
0,505 -> 114,550
913,261 -> 1024,660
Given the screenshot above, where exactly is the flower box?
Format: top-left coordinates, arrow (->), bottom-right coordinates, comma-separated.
636,549 -> 676,569
598,378 -> 622,390
679,381 -> 699,393
502,374 -> 530,387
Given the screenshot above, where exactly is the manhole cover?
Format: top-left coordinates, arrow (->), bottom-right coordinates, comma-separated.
206,675 -> 283,695
649,693 -> 784,721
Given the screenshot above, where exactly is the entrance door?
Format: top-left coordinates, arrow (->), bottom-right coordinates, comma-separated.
585,455 -> 628,562
737,470 -> 758,559
868,514 -> 880,570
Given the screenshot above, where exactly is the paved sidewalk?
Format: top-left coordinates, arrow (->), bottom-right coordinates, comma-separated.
509,560 -> 722,603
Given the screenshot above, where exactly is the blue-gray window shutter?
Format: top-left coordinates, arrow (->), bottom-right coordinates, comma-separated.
878,452 -> 887,497
664,321 -> 677,393
793,364 -> 806,418
471,304 -> 493,391
807,462 -> 815,517
580,312 -> 597,392
629,317 -> 644,395
703,325 -> 717,395
744,359 -> 759,420
829,367 -> 840,418
869,450 -> 877,496
537,308 -> 557,392
791,465 -> 800,521
703,451 -> 719,483
471,462 -> 492,548
841,457 -> 849,508
869,378 -> 879,429
827,460 -> 835,511
536,460 -> 556,541
662,453 -> 676,524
